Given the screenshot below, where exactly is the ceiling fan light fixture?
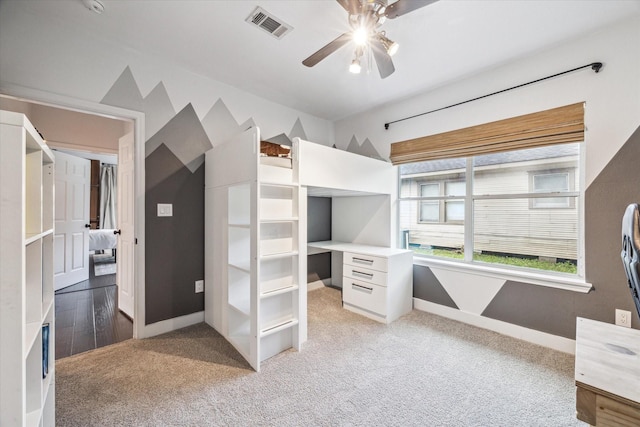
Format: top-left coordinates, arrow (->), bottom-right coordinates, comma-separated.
349,58 -> 362,74
379,33 -> 399,56
353,26 -> 369,46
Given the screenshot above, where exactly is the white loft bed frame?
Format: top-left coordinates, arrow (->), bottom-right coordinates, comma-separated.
205,129 -> 396,370
293,137 -> 394,198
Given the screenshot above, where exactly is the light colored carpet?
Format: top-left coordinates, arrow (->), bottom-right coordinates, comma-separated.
56,287 -> 585,426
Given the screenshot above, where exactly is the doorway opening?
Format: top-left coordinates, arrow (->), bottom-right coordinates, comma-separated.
0,92 -> 146,357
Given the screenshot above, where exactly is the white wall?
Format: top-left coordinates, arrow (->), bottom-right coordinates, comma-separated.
0,2 -> 333,146
334,15 -> 640,342
334,15 -> 640,188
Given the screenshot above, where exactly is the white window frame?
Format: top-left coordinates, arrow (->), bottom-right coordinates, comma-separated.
529,170 -> 575,209
398,145 -> 591,293
417,180 -> 465,224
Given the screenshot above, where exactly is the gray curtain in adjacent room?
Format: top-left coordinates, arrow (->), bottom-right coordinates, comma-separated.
99,164 -> 117,229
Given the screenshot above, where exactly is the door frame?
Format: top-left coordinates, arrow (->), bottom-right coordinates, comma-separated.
0,83 -> 148,339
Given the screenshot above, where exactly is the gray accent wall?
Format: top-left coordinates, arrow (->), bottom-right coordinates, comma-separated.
145,144 -> 205,324
413,126 -> 640,337
584,125 -> 640,325
413,265 -> 458,309
307,196 -> 332,283
101,66 -> 315,326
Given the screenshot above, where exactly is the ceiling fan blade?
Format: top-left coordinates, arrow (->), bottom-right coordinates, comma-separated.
302,32 -> 352,67
371,38 -> 395,79
336,0 -> 362,15
384,0 -> 438,19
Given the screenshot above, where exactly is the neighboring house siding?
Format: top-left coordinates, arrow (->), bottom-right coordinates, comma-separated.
403,157 -> 578,260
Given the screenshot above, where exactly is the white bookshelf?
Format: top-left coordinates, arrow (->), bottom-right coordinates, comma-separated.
204,127 -> 304,371
1,111 -> 55,427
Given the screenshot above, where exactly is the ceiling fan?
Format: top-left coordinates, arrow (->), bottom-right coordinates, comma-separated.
302,0 -> 438,79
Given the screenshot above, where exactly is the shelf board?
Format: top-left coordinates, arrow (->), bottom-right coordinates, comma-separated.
26,407 -> 42,427
260,217 -> 298,223
260,251 -> 298,261
228,301 -> 250,318
260,284 -> 299,299
228,334 -> 251,360
42,370 -> 54,401
24,321 -> 41,357
260,181 -> 298,188
42,297 -> 54,322
260,317 -> 298,338
228,223 -> 250,229
228,261 -> 251,274
25,229 -> 54,246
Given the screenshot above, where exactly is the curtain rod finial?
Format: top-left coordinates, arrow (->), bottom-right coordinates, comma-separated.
592,62 -> 603,73
384,123 -> 390,130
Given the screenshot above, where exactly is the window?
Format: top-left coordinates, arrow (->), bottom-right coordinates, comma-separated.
419,183 -> 439,222
417,181 -> 465,223
399,143 -> 580,274
530,171 -> 574,208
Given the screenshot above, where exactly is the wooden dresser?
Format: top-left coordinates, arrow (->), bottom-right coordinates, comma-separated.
575,317 -> 640,426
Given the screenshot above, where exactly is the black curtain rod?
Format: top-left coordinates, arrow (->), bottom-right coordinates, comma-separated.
384,62 -> 603,130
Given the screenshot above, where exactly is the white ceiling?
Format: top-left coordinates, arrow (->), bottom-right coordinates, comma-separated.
9,0 -> 640,121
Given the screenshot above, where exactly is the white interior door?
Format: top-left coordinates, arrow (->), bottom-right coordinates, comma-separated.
54,151 -> 90,290
117,132 -> 135,319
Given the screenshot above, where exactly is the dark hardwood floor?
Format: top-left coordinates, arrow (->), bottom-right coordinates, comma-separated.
55,254 -> 133,359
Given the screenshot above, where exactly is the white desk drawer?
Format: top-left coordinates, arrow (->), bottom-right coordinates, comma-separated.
343,265 -> 387,287
344,252 -> 388,272
343,277 -> 386,316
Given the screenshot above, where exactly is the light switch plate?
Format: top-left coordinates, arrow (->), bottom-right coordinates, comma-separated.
157,203 -> 173,217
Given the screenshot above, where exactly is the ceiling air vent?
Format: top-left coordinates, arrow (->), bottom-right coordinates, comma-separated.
245,6 -> 293,39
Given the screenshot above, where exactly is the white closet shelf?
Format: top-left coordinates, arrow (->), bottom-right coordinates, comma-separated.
260,284 -> 299,299
260,317 -> 298,338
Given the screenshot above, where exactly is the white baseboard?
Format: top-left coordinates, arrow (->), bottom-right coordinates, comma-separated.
413,298 -> 576,355
140,311 -> 205,338
308,279 -> 331,291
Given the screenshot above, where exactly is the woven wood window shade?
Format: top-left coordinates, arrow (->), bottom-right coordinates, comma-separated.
389,102 -> 584,165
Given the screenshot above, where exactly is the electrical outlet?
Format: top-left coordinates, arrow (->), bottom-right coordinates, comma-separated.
195,280 -> 204,293
157,203 -> 173,217
615,309 -> 632,328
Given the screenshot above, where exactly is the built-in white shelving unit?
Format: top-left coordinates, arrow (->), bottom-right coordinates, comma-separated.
1,110 -> 55,427
205,127 -> 303,371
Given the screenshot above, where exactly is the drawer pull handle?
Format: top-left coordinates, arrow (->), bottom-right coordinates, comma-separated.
352,257 -> 374,265
352,270 -> 373,279
351,283 -> 373,293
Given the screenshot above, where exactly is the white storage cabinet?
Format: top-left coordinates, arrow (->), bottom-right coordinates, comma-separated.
0,111 -> 55,427
342,249 -> 413,324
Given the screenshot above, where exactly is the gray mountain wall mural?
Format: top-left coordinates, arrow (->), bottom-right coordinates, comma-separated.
346,135 -> 385,161
100,66 -> 315,325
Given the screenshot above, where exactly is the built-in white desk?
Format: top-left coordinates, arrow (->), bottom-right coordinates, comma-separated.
308,241 -> 413,323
